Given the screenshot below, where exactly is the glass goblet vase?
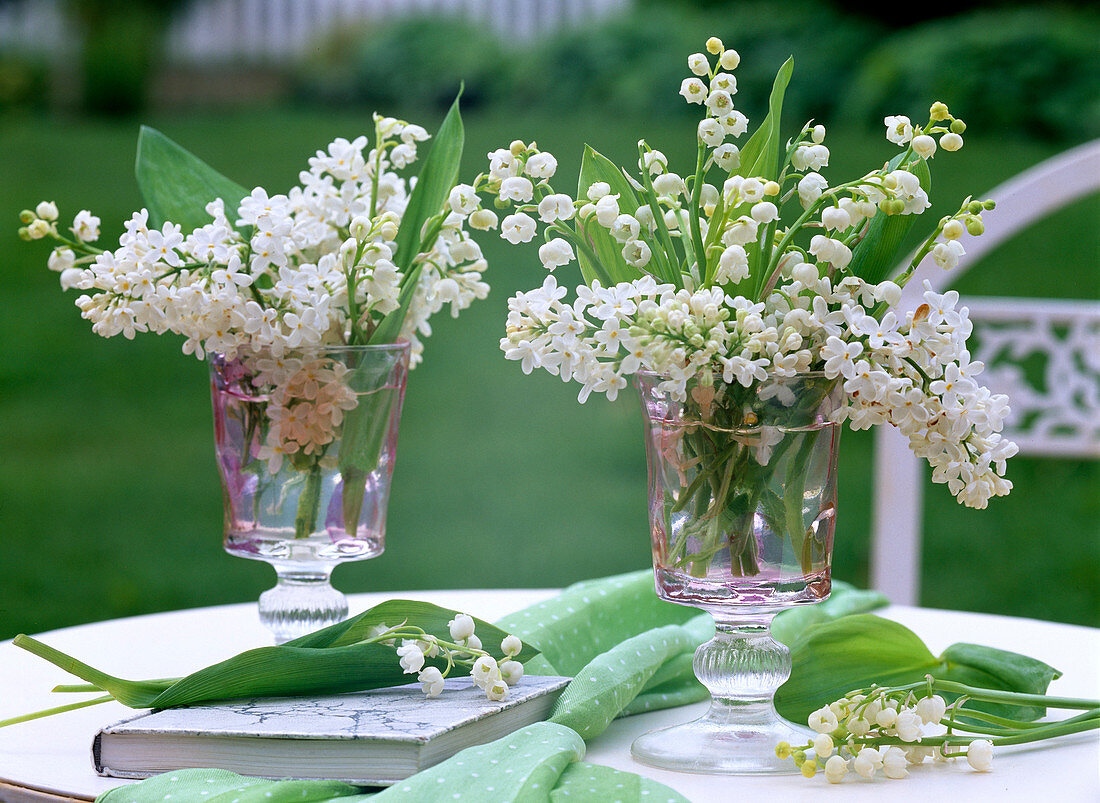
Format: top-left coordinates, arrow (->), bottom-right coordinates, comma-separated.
210,342 -> 410,643
632,371 -> 843,774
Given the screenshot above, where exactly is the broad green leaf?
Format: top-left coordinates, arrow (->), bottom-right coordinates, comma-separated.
775,613 -> 1065,724
391,92 -> 464,273
734,57 -> 794,182
937,643 -> 1061,721
846,153 -> 932,284
14,600 -> 538,710
775,615 -> 940,723
770,580 -> 889,647
369,93 -> 463,347
135,126 -> 249,232
575,145 -> 642,285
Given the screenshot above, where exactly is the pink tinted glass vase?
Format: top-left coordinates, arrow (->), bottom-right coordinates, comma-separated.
632,371 -> 843,774
210,343 -> 409,642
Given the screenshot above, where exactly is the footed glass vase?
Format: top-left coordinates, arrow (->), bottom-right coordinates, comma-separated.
632,371 -> 843,774
210,343 -> 409,643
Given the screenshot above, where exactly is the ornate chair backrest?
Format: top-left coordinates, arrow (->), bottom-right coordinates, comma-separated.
870,139 -> 1100,605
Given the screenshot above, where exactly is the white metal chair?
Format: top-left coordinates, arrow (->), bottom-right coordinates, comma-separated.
869,139 -> 1100,605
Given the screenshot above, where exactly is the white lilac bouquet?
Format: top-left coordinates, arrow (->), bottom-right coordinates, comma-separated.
21,100 -> 499,546
23,105 -> 485,365
486,37 -> 1017,515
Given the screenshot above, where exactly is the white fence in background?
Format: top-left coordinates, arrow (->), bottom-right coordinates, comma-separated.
0,0 -> 633,63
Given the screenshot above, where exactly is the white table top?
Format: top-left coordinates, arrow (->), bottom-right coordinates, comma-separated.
1,590 -> 1097,802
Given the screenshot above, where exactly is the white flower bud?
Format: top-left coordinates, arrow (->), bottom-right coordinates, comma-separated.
940,132 -> 964,152
966,739 -> 993,771
448,184 -> 479,215
48,247 -> 75,273
59,267 -> 84,291
447,613 -> 476,641
813,734 -> 834,758
719,49 -> 740,70
821,206 -> 852,231
792,262 -> 818,286
912,134 -> 937,159
396,642 -> 425,674
35,201 -> 59,221
812,124 -> 826,144
500,634 -> 523,657
942,219 -> 965,240
595,195 -> 620,227
915,695 -> 947,724
469,208 -> 498,230
874,280 -> 902,307
882,747 -> 909,779
464,633 -> 482,651
26,219 -> 51,239
500,659 -> 524,685
750,201 -> 778,224
824,755 -> 848,783
538,238 -> 575,271
586,181 -> 611,201
653,172 -> 685,197
853,747 -> 881,778
418,666 -> 444,697
486,678 -> 509,701
434,277 -> 461,303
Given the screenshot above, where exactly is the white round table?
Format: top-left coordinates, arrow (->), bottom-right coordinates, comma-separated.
1,590 -> 1097,802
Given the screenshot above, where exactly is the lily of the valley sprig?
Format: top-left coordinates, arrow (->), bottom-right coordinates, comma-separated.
1,601 -> 535,728
484,35 -> 1016,510
781,677 -> 1099,783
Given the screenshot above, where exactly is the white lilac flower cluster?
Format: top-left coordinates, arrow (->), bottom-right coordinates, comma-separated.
246,355 -> 360,474
25,115 -> 490,368
780,688 -> 993,782
492,36 -> 1014,509
369,614 -> 525,701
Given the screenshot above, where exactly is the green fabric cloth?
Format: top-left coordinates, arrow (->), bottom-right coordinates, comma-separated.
97,723 -> 688,803
99,571 -> 886,802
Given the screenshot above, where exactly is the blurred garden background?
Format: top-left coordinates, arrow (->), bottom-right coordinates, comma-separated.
0,0 -> 1097,640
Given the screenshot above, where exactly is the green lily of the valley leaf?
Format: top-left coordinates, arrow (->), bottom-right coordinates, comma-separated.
390,90 -> 465,275
775,614 -> 1063,724
13,599 -> 537,710
846,152 -> 932,285
938,642 -> 1061,721
575,145 -> 642,286
369,92 -> 463,350
776,614 -> 938,723
770,580 -> 889,647
734,56 -> 794,183
135,126 -> 249,232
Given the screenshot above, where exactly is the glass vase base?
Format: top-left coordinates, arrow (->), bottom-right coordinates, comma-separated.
631,703 -> 812,775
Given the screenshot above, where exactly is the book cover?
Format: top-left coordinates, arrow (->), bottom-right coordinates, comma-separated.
93,675 -> 570,784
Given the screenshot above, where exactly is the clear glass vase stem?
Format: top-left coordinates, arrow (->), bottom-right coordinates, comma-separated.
258,566 -> 348,644
631,612 -> 811,774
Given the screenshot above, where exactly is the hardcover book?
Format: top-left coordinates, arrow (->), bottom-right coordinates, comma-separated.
93,675 -> 570,784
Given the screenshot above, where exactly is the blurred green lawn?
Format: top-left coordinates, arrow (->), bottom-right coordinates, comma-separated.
0,105 -> 1096,639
